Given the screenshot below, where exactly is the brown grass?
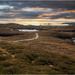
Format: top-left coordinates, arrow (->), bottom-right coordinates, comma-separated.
0,25 -> 75,74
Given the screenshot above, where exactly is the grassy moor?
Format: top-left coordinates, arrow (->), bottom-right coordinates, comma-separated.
0,23 -> 75,74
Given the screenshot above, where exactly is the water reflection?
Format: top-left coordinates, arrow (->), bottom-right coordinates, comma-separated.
18,29 -> 39,32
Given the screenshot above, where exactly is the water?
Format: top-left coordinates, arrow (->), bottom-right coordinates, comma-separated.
0,36 -> 4,38
73,40 -> 75,43
71,37 -> 75,43
18,29 -> 39,32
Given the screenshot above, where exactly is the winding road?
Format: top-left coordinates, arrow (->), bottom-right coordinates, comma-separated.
9,33 -> 39,42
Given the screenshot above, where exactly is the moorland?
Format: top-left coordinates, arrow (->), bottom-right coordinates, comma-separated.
0,23 -> 75,74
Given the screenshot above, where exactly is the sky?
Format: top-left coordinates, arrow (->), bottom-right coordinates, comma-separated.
0,0 -> 75,26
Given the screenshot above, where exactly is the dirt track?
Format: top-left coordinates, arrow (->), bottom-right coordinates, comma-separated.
8,33 -> 39,42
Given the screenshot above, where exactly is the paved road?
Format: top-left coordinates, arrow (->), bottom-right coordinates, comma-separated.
9,33 -> 39,42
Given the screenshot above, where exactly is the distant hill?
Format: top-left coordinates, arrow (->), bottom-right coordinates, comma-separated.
0,23 -> 26,29
52,25 -> 75,32
0,23 -> 75,31
0,23 -> 52,30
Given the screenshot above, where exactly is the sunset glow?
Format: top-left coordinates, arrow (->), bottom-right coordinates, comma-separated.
0,1 -> 75,26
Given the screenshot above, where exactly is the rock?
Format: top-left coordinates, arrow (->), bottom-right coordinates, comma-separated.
49,65 -> 54,67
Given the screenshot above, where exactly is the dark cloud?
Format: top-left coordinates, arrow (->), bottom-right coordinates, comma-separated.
0,14 -> 11,18
50,13 -> 75,19
0,1 -> 74,10
42,1 -> 75,10
0,1 -> 42,9
0,1 -> 75,19
13,12 -> 40,19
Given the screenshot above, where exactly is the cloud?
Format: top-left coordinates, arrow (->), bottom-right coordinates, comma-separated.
0,1 -> 74,10
42,1 -> 75,10
10,13 -> 16,17
21,7 -> 52,12
0,1 -> 75,26
38,9 -> 75,19
0,1 -> 75,10
10,9 -> 20,12
0,4 -> 14,9
0,6 -> 52,19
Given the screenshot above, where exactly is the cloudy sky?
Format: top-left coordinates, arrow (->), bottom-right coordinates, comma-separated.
0,0 -> 75,26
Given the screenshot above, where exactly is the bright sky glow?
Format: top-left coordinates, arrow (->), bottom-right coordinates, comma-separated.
0,1 -> 75,26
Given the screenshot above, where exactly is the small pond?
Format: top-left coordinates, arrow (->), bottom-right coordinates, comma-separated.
0,36 -> 4,38
18,29 -> 39,32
